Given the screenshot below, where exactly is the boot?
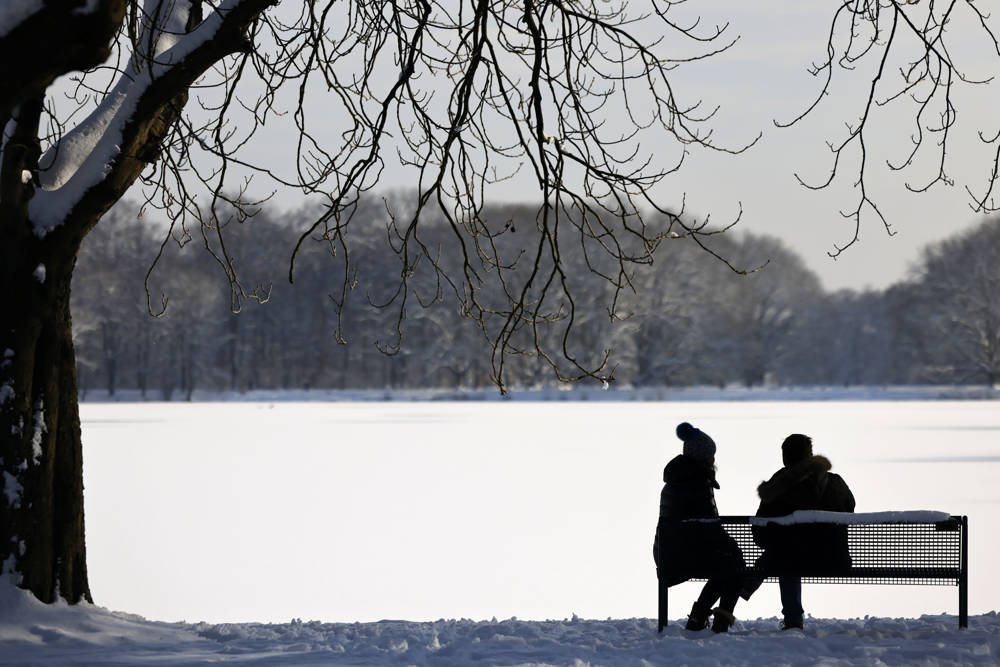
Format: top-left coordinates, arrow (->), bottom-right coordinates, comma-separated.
711,608 -> 736,633
684,601 -> 711,631
780,618 -> 803,631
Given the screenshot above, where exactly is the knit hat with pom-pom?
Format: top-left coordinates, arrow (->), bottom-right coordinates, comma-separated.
676,422 -> 716,461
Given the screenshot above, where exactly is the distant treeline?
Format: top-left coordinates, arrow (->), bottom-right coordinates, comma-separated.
72,199 -> 1000,399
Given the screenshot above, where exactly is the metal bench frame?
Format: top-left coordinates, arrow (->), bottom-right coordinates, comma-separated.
656,514 -> 968,631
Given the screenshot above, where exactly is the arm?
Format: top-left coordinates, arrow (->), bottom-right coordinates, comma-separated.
826,474 -> 856,512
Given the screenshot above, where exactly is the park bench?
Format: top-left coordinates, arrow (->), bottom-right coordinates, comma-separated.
656,511 -> 968,631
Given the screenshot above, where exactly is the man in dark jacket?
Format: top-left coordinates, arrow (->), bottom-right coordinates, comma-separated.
653,422 -> 744,633
749,434 -> 855,630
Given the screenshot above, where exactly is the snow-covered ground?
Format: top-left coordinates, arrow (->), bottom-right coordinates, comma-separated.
2,394 -> 998,664
79,398 -> 999,625
2,584 -> 998,665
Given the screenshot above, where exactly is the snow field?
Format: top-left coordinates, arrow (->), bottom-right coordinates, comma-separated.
77,399 -> 1000,627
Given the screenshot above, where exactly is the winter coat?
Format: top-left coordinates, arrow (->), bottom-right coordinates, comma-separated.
753,455 -> 856,574
653,455 -> 743,586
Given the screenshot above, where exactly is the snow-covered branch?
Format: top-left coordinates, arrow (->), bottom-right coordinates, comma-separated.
24,0 -> 273,237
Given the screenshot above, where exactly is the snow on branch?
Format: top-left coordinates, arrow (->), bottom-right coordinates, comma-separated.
28,0 -> 254,237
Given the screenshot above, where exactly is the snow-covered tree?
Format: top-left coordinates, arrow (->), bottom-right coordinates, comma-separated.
915,218 -> 1000,385
713,234 -> 823,387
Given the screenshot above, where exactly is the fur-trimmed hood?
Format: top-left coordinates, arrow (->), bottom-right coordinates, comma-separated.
757,455 -> 832,504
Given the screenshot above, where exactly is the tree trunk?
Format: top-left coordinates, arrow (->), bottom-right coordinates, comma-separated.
1,244 -> 91,604
228,313 -> 240,391
101,322 -> 118,397
136,329 -> 150,399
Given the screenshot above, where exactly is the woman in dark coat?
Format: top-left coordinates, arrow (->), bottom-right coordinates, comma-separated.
653,422 -> 743,633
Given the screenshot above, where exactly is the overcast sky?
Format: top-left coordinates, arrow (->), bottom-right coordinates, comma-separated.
169,1 -> 1000,293
647,1 -> 1000,291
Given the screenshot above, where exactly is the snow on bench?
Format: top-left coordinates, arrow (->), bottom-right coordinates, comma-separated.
747,510 -> 953,526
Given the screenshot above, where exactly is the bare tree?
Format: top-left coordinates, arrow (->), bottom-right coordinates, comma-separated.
0,0 -> 750,604
787,0 -> 1000,255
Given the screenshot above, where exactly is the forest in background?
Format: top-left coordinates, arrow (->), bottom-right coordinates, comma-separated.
71,199 -> 1000,400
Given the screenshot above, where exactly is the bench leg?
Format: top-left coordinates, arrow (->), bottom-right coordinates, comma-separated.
959,578 -> 968,629
959,515 -> 969,629
658,575 -> 668,632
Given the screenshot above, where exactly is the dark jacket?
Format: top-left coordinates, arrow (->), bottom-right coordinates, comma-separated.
659,454 -> 720,521
753,455 -> 856,573
653,455 -> 742,586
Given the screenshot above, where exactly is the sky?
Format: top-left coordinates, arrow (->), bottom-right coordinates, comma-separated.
212,1 -> 999,293
649,2 -> 1000,292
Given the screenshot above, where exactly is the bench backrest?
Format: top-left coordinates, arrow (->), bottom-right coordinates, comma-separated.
676,514 -> 966,584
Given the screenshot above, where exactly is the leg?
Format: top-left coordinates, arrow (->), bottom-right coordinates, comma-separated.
778,576 -> 803,628
707,530 -> 746,633
741,575 -> 764,601
718,589 -> 739,615
709,576 -> 741,633
741,553 -> 768,600
695,579 -> 723,610
685,580 -> 720,631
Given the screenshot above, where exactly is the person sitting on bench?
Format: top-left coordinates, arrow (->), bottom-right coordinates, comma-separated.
744,434 -> 856,630
653,422 -> 744,633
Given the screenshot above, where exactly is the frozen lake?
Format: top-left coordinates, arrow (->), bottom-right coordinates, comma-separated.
80,399 -> 999,625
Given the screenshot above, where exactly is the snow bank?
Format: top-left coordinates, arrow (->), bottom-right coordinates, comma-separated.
0,585 -> 220,663
0,585 -> 996,666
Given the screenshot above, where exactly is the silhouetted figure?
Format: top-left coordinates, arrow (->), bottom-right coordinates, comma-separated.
653,422 -> 744,633
745,434 -> 856,630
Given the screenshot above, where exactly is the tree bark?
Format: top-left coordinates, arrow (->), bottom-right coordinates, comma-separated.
0,236 -> 91,604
